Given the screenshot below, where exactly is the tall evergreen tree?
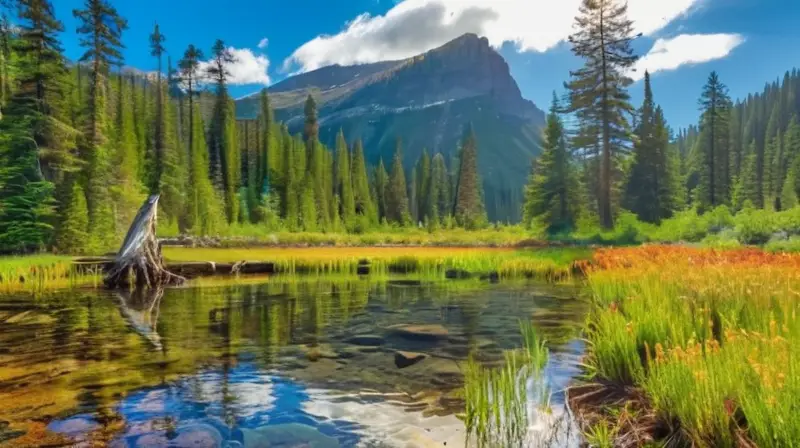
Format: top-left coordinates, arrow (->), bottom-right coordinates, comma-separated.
259,88 -> 273,195
522,95 -> 579,233
148,22 -> 166,191
453,126 -> 486,228
73,0 -> 128,250
386,139 -> 409,224
351,139 -> 375,224
186,104 -> 225,235
696,71 -> 732,209
334,130 -> 355,228
416,149 -> 432,222
374,158 -> 389,222
0,0 -> 73,251
624,74 -> 674,222
732,143 -> 760,211
566,0 -> 637,228
205,39 -> 235,193
431,153 -> 450,222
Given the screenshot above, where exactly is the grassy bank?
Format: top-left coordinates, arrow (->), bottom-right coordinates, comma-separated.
159,225 -> 536,247
574,246 -> 800,447
0,255 -> 101,294
163,246 -> 590,281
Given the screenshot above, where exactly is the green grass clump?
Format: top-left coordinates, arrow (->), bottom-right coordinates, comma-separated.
465,321 -> 550,447
0,255 -> 101,294
582,247 -> 800,447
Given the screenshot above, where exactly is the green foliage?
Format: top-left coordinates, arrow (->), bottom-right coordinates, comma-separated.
523,95 -> 579,234
385,139 -> 409,224
454,127 -> 486,229
55,180 -> 89,254
566,0 -> 637,228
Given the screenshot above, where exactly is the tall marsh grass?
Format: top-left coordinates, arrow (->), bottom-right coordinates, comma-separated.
164,247 -> 590,281
582,246 -> 800,446
0,255 -> 101,294
465,321 -> 550,447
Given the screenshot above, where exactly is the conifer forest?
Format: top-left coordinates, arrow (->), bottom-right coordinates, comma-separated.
0,0 -> 799,254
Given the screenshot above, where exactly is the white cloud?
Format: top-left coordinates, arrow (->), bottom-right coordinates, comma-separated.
199,47 -> 271,85
631,33 -> 745,81
258,37 -> 269,49
284,0 -> 702,73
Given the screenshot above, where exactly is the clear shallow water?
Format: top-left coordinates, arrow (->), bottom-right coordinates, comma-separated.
0,276 -> 587,447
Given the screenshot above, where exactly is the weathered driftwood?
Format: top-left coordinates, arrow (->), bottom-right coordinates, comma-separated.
104,195 -> 186,288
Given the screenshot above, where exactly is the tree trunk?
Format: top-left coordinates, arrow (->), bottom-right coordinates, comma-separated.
104,195 -> 186,288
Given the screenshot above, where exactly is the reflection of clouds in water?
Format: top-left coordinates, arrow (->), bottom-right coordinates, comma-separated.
227,382 -> 276,417
134,389 -> 168,413
302,388 -> 466,448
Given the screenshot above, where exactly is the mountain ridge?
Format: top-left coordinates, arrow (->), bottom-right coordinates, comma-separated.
236,33 -> 544,221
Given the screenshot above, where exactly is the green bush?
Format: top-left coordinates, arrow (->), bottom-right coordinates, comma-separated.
734,207 -> 777,245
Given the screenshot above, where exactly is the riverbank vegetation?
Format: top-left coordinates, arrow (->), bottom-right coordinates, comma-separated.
573,246 -> 800,447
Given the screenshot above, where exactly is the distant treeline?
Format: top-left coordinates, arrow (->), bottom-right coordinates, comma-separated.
0,0 -> 486,254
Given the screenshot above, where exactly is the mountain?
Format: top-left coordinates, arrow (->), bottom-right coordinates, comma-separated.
236,33 -> 545,221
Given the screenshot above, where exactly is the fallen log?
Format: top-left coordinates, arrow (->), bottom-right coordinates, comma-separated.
104,195 -> 186,288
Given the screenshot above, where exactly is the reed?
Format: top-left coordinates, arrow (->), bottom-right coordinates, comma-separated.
163,247 -> 590,281
465,321 -> 550,447
0,255 -> 101,294
581,246 -> 800,446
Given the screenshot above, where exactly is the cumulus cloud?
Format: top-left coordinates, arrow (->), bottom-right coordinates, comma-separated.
285,0 -> 702,73
631,33 -> 745,81
258,37 -> 269,49
199,47 -> 271,85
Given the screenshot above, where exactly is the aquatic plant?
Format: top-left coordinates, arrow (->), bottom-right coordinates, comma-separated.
464,321 -> 550,447
578,246 -> 800,447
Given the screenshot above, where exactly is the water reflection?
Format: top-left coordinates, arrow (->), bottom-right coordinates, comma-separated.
0,276 -> 587,446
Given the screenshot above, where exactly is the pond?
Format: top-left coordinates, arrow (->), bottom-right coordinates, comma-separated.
0,276 -> 587,447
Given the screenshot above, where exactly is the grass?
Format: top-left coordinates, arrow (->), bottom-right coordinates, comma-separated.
464,321 -> 550,447
163,246 -> 591,281
159,224 -> 536,247
0,255 -> 101,294
578,245 -> 800,447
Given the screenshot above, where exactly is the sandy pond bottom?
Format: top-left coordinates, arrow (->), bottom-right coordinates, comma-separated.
1,277 -> 587,447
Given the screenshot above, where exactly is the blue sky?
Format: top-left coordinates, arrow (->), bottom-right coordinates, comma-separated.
53,0 -> 800,129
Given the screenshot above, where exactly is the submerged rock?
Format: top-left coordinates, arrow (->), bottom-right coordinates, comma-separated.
345,335 -> 385,346
394,351 -> 428,368
172,424 -> 223,448
241,423 -> 340,447
387,324 -> 449,341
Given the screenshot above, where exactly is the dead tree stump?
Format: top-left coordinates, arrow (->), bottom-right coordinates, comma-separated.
104,195 -> 186,288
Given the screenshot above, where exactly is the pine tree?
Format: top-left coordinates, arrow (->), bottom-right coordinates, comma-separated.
453,126 -> 486,228
732,144 -> 760,211
566,0 -> 637,228
55,180 -> 89,253
374,158 -> 389,222
522,95 -> 579,233
416,150 -> 432,222
185,103 -> 223,235
281,129 -> 298,229
334,130 -> 355,229
300,175 -> 317,231
223,97 -> 240,222
697,71 -> 732,209
386,139 -> 409,224
624,74 -> 674,223
781,163 -> 798,209
73,0 -> 128,250
148,22 -> 166,191
0,0 -> 73,251
206,39 -> 235,194
351,139 -> 375,224
259,88 -> 273,196
431,153 -> 450,222
110,75 -> 145,230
